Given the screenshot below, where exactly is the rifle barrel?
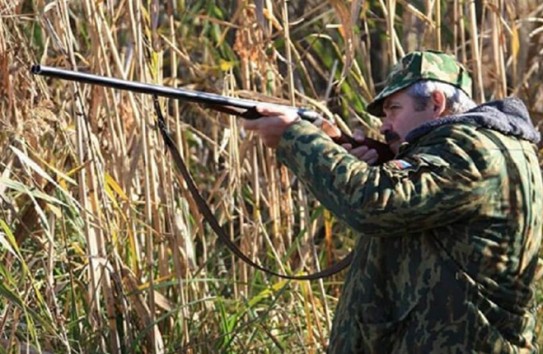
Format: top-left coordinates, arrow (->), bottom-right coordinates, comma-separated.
30,64 -> 320,121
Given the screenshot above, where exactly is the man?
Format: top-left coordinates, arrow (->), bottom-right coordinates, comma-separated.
243,50 -> 543,353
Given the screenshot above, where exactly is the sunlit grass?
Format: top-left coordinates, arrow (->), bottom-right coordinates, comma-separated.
0,0 -> 542,352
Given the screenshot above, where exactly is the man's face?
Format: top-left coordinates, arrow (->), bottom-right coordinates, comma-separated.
379,89 -> 439,153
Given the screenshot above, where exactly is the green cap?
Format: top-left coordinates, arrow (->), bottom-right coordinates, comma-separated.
367,50 -> 473,117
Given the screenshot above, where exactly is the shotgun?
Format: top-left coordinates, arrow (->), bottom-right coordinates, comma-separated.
30,64 -> 394,164
30,64 -> 390,279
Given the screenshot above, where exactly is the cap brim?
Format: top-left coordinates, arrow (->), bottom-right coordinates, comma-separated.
366,81 -> 414,117
366,98 -> 385,117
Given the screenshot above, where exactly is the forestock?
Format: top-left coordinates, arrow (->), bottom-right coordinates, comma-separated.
31,64 -> 394,164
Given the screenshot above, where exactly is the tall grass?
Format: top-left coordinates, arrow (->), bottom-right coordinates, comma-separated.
0,0 -> 542,352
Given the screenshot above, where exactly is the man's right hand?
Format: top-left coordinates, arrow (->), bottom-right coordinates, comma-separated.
341,129 -> 379,165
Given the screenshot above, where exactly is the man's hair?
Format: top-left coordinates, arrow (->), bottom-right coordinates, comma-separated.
407,80 -> 476,114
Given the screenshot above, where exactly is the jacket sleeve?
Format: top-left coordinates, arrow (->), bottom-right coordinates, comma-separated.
275,120 -> 488,237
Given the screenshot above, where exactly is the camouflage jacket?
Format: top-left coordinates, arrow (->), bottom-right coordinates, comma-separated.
276,97 -> 542,353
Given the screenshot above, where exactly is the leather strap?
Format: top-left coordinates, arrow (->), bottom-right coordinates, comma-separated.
153,97 -> 352,280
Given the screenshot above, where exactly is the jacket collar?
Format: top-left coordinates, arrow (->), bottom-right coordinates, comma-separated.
405,97 -> 541,144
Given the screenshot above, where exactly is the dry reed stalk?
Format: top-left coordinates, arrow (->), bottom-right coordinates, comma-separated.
72,0 -> 141,351
164,3 -> 192,339
458,0 -> 468,63
435,0 -> 441,50
225,68 -> 250,294
49,1 -> 106,349
280,0 -> 295,263
324,2 -> 346,80
453,1 -> 460,59
468,0 -> 485,103
0,5 -> 11,113
298,280 -> 316,349
384,0 -> 397,61
125,1 -> 163,351
490,0 -> 507,98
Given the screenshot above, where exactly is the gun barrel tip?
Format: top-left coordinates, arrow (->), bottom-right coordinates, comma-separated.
30,64 -> 41,74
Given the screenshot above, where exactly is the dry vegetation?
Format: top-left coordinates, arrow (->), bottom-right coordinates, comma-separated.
0,0 -> 542,353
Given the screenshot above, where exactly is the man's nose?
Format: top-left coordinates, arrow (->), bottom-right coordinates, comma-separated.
380,121 -> 391,134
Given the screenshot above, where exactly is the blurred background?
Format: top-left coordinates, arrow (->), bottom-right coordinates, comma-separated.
0,0 -> 542,353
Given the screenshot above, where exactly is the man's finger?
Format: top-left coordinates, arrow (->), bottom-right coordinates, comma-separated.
351,145 -> 369,155
366,149 -> 378,160
256,103 -> 288,116
353,129 -> 365,142
242,118 -> 261,130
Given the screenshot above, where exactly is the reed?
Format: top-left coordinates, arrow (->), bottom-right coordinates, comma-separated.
0,0 -> 542,352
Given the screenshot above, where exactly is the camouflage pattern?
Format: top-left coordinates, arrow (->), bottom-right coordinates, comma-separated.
276,98 -> 542,353
367,50 -> 473,117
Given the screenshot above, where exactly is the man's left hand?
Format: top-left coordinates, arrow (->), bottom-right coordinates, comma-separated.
242,104 -> 300,148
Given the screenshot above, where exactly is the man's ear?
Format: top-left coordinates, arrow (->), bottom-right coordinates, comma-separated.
431,91 -> 447,117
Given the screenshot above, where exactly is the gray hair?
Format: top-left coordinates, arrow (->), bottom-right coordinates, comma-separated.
407,80 -> 476,114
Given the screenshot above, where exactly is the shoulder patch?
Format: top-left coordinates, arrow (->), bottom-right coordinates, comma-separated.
391,159 -> 413,170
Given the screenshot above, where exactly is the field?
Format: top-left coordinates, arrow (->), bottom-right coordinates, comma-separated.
0,0 -> 542,353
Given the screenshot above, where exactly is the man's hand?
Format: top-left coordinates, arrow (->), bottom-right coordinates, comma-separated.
342,129 -> 379,165
242,104 -> 300,148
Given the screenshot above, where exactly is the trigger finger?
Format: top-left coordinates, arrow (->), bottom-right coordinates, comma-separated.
351,145 -> 369,155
